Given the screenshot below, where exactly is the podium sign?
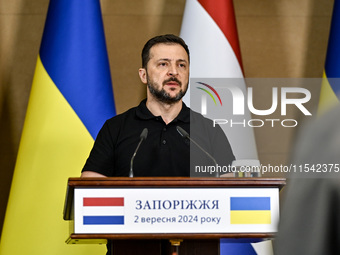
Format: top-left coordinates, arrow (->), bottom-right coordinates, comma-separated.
75,187 -> 279,234
64,177 -> 285,243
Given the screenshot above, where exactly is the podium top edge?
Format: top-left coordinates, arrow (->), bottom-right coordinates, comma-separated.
67,177 -> 286,189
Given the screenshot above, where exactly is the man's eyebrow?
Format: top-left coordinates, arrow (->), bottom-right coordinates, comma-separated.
157,58 -> 171,62
157,58 -> 188,63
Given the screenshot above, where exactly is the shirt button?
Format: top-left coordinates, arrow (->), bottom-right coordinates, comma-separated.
163,127 -> 167,131
162,140 -> 166,144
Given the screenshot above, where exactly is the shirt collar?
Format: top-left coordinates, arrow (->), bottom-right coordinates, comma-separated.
136,99 -> 190,123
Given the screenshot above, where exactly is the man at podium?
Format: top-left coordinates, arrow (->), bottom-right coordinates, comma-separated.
81,34 -> 235,254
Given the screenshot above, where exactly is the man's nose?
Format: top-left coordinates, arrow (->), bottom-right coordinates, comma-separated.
168,64 -> 178,76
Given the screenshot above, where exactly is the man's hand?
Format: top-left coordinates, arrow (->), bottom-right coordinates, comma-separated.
80,171 -> 107,177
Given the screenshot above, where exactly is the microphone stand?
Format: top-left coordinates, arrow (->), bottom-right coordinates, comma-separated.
176,126 -> 219,178
129,128 -> 148,178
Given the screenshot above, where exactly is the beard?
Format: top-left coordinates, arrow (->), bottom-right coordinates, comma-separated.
147,76 -> 188,104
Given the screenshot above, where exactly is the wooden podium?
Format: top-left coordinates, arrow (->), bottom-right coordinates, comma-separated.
64,177 -> 285,255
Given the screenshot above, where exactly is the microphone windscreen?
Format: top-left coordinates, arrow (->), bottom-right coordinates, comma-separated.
140,128 -> 148,140
176,126 -> 189,139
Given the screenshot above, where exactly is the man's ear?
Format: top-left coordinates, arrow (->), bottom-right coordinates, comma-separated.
138,68 -> 147,84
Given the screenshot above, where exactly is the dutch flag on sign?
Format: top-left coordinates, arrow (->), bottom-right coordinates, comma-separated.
82,197 -> 125,225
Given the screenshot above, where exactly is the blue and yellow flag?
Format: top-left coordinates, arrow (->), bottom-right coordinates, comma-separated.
319,0 -> 340,114
230,197 -> 271,225
0,0 -> 115,254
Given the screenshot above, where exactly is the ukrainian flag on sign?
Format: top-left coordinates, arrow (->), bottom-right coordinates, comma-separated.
319,0 -> 340,114
230,197 -> 271,224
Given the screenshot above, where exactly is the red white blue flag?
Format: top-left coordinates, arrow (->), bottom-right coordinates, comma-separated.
83,197 -> 125,225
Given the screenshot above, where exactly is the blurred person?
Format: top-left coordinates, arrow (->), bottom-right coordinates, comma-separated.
274,104 -> 340,255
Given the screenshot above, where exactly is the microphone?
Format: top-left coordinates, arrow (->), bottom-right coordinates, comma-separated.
129,128 -> 148,177
176,126 -> 219,177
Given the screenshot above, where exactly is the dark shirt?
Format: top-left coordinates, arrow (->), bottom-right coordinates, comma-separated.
82,99 -> 235,177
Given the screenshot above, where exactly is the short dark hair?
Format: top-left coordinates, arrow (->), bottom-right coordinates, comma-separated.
141,34 -> 190,68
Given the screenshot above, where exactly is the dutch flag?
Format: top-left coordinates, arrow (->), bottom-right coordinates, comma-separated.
82,197 -> 125,225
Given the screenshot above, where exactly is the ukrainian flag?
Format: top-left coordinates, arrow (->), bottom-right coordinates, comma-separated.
319,0 -> 340,114
0,0 -> 115,254
230,197 -> 271,224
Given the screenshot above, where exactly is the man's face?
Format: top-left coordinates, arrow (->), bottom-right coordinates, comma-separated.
139,43 -> 189,104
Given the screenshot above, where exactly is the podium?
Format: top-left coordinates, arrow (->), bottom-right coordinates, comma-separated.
64,177 -> 285,255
